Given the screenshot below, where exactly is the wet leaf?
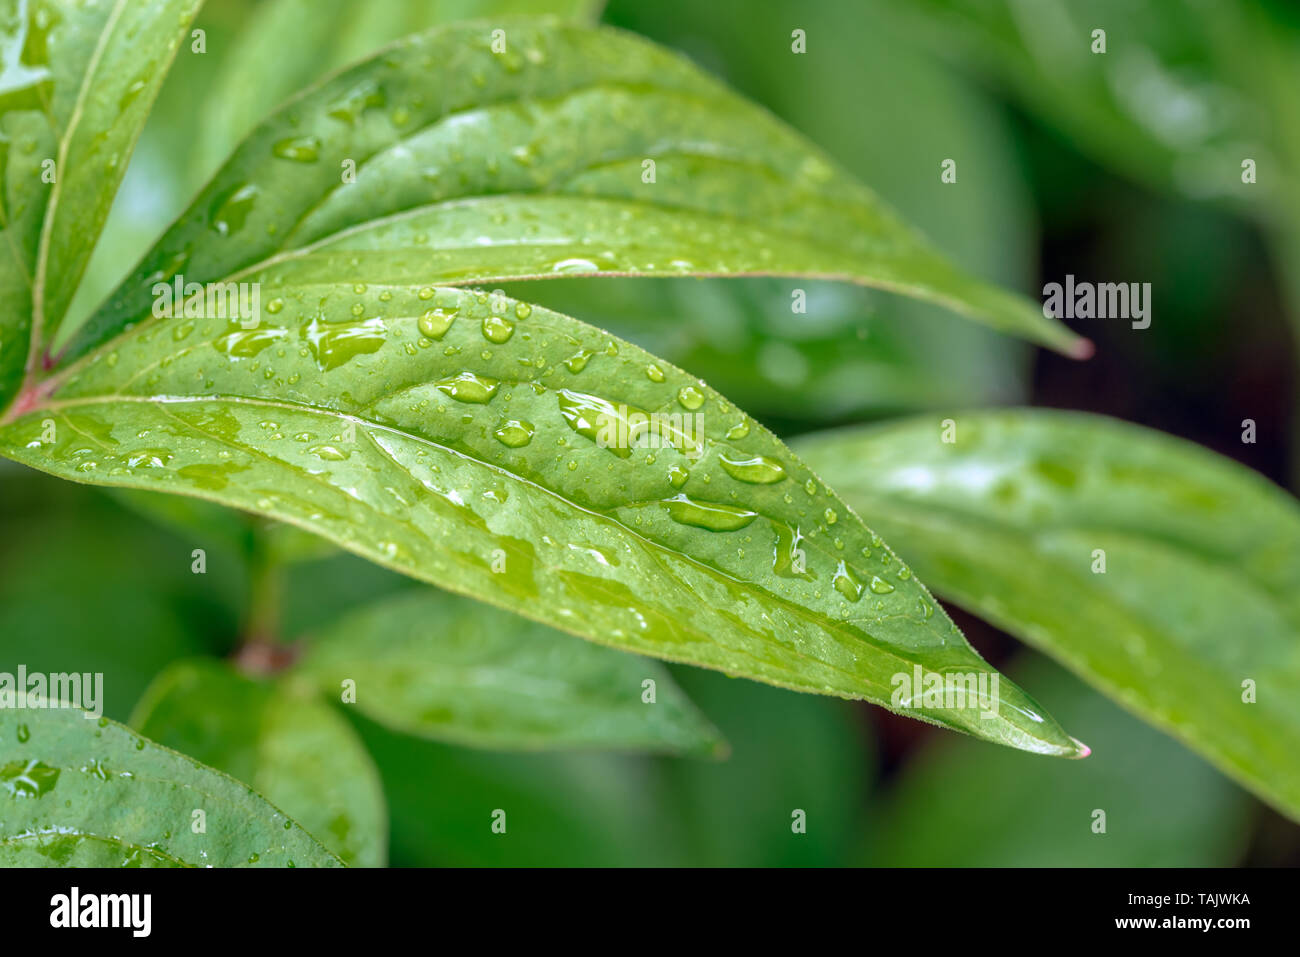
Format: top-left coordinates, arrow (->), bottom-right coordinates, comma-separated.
0,701 -> 341,867
131,659 -> 387,867
296,589 -> 725,755
194,0 -> 603,181
2,285 -> 1081,756
64,20 -> 1083,361
0,0 -> 203,401
798,410 -> 1300,821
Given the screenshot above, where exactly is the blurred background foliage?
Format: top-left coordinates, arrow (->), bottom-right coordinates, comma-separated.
6,0 -> 1299,865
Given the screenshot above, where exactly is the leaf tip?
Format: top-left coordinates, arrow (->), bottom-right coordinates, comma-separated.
1068,736 -> 1092,759
1068,336 -> 1096,361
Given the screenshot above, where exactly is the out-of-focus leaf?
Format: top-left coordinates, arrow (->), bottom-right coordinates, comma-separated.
297,590 -> 725,755
0,703 -> 341,867
64,20 -> 1084,360
868,655 -> 1251,866
879,0 -> 1283,210
357,664 -> 870,866
2,286 -> 1082,755
797,410 -> 1300,821
355,714 -> 674,866
131,659 -> 387,867
653,666 -> 870,866
0,0 -> 202,401
0,484 -> 239,719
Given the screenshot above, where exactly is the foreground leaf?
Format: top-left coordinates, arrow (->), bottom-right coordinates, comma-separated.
2,284 -> 1081,755
797,410 -> 1300,820
0,702 -> 340,866
296,589 -> 725,755
131,660 -> 387,867
63,19 -> 1083,362
0,0 -> 203,400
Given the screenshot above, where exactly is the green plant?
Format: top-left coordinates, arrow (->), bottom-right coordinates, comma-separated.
1,0 -> 1296,868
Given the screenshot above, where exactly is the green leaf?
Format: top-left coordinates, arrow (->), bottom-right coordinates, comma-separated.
0,702 -> 341,867
0,483 -> 239,718
880,0 -> 1280,209
296,589 -> 725,755
64,19 -> 1083,361
131,660 -> 387,867
1,284 -> 1082,756
654,665 -> 870,866
195,0 -> 603,182
867,655 -> 1251,866
796,410 -> 1300,821
0,0 -> 203,402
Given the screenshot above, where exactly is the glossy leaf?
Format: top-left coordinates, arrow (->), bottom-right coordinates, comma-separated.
64,20 -> 1084,361
0,702 -> 341,866
797,410 -> 1300,820
868,656 -> 1251,866
1,284 -> 1081,756
296,589 -> 725,755
195,0 -> 603,182
0,0 -> 203,401
131,660 -> 387,867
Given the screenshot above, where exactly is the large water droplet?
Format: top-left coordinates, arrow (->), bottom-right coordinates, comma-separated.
418,307 -> 457,340
482,315 -> 514,343
494,419 -> 535,448
719,452 -> 786,484
436,371 -> 498,403
663,495 -> 757,532
272,135 -> 321,162
833,562 -> 864,602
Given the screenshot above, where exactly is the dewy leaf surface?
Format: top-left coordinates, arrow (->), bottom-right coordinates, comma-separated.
195,0 -> 602,180
796,410 -> 1300,821
0,0 -> 203,402
131,659 -> 387,867
296,589 -> 726,754
63,19 -> 1083,362
3,284 -> 1081,756
0,701 -> 342,867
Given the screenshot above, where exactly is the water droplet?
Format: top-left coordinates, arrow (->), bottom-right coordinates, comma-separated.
482,315 -> 514,343
272,135 -> 321,162
565,349 -> 593,373
677,385 -> 705,410
436,371 -> 498,403
824,508 -> 838,525
719,453 -> 786,484
309,445 -> 349,461
16,723 -> 29,743
668,465 -> 689,488
418,307 -> 456,340
833,562 -> 864,602
726,419 -> 750,440
869,575 -> 895,594
494,419 -> 535,448
514,302 -> 532,319
646,364 -> 665,383
209,183 -> 259,236
663,495 -> 757,532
